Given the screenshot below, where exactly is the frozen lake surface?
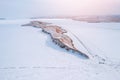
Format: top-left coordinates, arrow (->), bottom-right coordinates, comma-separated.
0,19 -> 120,80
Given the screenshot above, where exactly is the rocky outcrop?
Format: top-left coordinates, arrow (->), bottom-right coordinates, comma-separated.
22,21 -> 89,59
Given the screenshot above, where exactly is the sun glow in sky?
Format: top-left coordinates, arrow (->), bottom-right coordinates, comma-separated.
0,0 -> 120,18
32,0 -> 120,16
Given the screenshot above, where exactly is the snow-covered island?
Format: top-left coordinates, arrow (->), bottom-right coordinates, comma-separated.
22,21 -> 89,58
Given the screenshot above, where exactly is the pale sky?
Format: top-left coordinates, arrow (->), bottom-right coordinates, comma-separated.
0,0 -> 120,18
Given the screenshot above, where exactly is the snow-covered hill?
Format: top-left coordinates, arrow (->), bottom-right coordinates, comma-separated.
0,19 -> 120,80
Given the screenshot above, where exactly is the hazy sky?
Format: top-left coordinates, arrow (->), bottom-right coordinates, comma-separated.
0,0 -> 120,18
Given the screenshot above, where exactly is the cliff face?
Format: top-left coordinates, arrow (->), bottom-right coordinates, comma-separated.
22,21 -> 89,59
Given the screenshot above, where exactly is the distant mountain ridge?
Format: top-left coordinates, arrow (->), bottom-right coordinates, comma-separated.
72,15 -> 120,23
30,15 -> 120,23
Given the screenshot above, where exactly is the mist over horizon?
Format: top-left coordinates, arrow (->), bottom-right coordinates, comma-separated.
0,0 -> 120,19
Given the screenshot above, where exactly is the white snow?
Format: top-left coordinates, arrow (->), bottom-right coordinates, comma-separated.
0,19 -> 120,80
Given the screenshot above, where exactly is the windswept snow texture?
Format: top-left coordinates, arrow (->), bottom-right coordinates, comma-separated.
0,19 -> 120,80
